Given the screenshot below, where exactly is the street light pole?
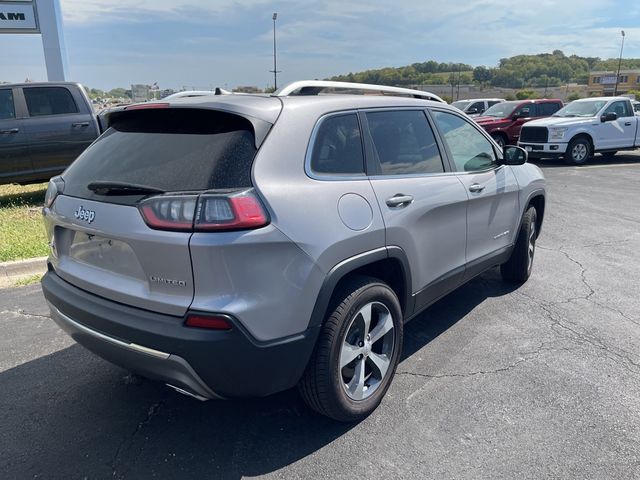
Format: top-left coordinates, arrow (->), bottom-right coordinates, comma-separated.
614,30 -> 625,96
269,12 -> 281,90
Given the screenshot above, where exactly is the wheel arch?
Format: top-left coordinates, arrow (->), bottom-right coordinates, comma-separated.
568,132 -> 594,151
308,247 -> 413,331
527,192 -> 545,237
518,189 -> 545,239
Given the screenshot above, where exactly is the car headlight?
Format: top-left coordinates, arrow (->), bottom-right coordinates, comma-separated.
549,127 -> 568,140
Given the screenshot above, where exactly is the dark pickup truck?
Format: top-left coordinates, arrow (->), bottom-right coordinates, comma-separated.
0,82 -> 100,185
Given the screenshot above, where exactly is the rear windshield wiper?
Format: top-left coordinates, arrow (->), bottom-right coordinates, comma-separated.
87,181 -> 165,196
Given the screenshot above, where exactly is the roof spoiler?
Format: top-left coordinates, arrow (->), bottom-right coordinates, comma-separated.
274,80 -> 445,103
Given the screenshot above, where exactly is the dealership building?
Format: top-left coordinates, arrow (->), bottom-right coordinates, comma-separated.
588,70 -> 640,96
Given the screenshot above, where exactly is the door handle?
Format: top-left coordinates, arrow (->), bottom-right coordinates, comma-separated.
386,194 -> 414,208
625,122 -> 632,126
72,122 -> 89,127
468,183 -> 485,193
0,128 -> 19,134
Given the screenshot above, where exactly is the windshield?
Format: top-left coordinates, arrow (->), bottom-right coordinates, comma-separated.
451,101 -> 471,110
553,100 -> 607,117
481,101 -> 519,118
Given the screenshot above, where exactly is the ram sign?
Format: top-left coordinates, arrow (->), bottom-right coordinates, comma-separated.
0,1 -> 39,33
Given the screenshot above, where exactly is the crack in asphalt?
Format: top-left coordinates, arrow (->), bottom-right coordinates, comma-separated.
397,343 -> 546,380
16,309 -> 51,320
537,245 -> 595,301
111,400 -> 164,479
514,290 -> 640,375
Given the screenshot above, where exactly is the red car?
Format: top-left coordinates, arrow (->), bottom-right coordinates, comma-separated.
474,99 -> 563,147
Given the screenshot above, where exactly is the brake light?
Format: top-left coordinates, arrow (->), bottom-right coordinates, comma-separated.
44,176 -> 64,208
125,103 -> 170,110
137,189 -> 269,232
196,193 -> 268,231
138,195 -> 197,231
185,313 -> 232,330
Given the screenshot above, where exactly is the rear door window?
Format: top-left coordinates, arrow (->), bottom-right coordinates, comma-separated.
0,89 -> 15,119
24,87 -> 78,116
62,108 -> 258,203
538,102 -> 561,116
310,113 -> 365,175
366,110 -> 444,175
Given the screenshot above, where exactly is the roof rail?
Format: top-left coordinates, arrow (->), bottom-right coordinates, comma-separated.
275,80 -> 445,103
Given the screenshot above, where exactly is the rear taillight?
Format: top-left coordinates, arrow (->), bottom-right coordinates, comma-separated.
125,103 -> 170,110
138,189 -> 269,232
185,313 -> 232,330
44,176 -> 64,209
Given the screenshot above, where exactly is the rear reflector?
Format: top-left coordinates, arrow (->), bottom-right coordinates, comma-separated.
125,103 -> 170,110
185,314 -> 232,330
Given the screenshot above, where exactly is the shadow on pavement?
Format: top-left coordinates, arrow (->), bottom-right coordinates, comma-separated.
0,268 -> 519,479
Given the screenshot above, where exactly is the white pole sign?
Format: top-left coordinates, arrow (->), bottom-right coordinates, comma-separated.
0,1 -> 39,33
0,0 -> 68,81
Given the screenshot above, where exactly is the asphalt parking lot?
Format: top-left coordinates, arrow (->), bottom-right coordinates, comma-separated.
1,153 -> 639,479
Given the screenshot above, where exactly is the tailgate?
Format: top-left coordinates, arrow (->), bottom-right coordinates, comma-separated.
45,195 -> 194,317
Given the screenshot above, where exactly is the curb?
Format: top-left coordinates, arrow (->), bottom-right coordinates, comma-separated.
0,256 -> 48,281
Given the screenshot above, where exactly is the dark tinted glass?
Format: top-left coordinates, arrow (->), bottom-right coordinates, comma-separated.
538,102 -> 561,116
367,110 -> 444,175
24,87 -> 78,116
311,114 -> 364,175
515,103 -> 537,117
603,100 -> 633,118
62,109 -> 257,202
0,89 -> 15,120
432,110 -> 497,172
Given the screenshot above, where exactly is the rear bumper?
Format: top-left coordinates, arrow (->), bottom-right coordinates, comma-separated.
42,270 -> 320,398
518,142 -> 568,158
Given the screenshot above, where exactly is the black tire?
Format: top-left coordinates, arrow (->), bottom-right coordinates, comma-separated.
501,206 -> 537,283
564,136 -> 591,165
298,276 -> 403,422
601,151 -> 617,159
491,133 -> 506,149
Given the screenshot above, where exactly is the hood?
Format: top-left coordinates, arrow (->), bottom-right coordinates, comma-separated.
524,116 -> 595,127
474,116 -> 510,125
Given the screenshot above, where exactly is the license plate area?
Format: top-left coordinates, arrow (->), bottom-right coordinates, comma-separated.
66,229 -> 144,278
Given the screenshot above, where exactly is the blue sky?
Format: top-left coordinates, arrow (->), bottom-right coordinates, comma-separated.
2,0 -> 640,90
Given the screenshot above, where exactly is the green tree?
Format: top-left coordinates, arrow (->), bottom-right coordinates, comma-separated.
566,92 -> 582,101
516,89 -> 540,100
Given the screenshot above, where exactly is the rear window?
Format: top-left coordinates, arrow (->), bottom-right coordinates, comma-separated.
62,108 -> 257,202
538,102 -> 561,116
24,87 -> 78,116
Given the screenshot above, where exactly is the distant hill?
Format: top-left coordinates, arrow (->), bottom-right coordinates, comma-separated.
329,50 -> 640,89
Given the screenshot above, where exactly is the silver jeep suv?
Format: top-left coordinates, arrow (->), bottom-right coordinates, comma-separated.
41,81 -> 545,422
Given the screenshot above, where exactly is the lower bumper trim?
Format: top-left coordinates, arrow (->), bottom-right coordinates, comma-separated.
47,301 -> 223,400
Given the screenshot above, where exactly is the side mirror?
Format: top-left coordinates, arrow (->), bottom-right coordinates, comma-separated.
600,112 -> 617,122
501,145 -> 528,165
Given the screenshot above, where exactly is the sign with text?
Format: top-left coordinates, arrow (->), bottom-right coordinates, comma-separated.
0,1 -> 39,33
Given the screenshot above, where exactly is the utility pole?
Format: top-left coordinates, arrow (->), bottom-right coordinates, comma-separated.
269,12 -> 281,90
614,30 -> 625,96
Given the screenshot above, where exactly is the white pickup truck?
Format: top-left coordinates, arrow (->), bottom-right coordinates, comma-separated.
518,96 -> 640,165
